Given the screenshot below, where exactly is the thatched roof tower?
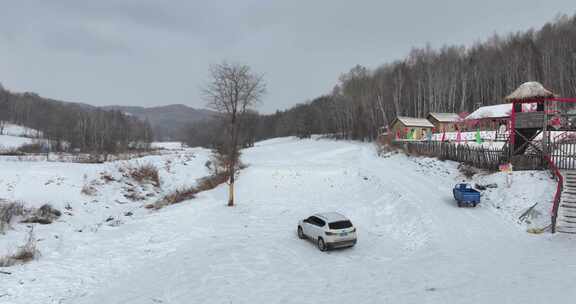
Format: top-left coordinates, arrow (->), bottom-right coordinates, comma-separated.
505,81 -> 555,101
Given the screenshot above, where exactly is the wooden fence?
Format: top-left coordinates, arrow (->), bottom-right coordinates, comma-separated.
550,141 -> 576,170
392,141 -> 506,170
392,139 -> 576,171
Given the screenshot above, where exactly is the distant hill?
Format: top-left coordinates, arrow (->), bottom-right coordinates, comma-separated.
102,104 -> 216,141
0,88 -> 153,152
1,83 -> 216,141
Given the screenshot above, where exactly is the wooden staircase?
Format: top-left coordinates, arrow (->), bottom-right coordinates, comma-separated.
557,170 -> 576,233
514,128 -> 541,155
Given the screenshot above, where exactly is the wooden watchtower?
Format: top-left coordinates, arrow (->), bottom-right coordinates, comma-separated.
507,82 -> 576,233
507,82 -> 556,168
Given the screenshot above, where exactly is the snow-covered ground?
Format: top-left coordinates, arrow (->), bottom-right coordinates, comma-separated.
0,122 -> 42,151
151,142 -> 186,150
1,137 -> 576,304
0,146 -> 212,299
0,135 -> 35,151
0,122 -> 41,138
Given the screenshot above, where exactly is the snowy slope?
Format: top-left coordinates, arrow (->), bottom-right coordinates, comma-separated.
0,135 -> 35,150
1,123 -> 41,138
1,137 -> 575,304
0,122 -> 42,151
0,147 -> 212,277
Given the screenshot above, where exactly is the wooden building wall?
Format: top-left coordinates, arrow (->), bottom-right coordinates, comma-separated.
390,121 -> 432,140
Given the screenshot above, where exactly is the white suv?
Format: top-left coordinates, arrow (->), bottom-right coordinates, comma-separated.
297,212 -> 357,251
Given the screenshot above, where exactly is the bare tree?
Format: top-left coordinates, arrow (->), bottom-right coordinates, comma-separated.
203,62 -> 266,207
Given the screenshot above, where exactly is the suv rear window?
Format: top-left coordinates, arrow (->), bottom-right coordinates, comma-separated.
329,220 -> 352,230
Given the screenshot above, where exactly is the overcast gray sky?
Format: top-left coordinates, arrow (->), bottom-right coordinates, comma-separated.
0,1 -> 574,113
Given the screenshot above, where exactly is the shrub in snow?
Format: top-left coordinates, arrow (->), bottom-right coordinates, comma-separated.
147,172 -> 229,210
16,143 -> 44,153
0,201 -> 25,233
458,164 -> 478,179
81,183 -> 98,196
123,189 -> 148,201
127,163 -> 161,187
196,172 -> 229,192
376,142 -> 399,157
147,186 -> 198,210
100,172 -> 117,183
0,229 -> 40,267
21,204 -> 62,225
0,149 -> 25,156
1,202 -> 61,231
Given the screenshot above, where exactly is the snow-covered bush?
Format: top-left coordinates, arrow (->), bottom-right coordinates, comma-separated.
0,201 -> 25,233
458,164 -> 479,179
147,186 -> 198,210
21,204 -> 61,225
0,229 -> 40,267
1,202 -> 61,232
16,143 -> 44,153
81,182 -> 98,196
99,172 -> 116,183
147,171 -> 229,210
126,163 -> 160,187
196,173 -> 228,192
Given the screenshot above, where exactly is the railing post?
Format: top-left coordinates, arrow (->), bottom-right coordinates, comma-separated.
545,155 -> 562,234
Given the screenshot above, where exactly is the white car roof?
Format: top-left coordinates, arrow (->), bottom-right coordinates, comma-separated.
314,212 -> 348,223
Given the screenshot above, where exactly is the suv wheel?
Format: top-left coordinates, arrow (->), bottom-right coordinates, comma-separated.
317,237 -> 327,252
297,226 -> 306,239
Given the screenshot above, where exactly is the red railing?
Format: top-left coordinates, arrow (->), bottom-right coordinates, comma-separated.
553,131 -> 570,143
508,97 -> 576,232
552,131 -> 576,144
544,155 -> 563,233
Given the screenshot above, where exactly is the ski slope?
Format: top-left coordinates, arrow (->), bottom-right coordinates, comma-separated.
2,137 -> 576,303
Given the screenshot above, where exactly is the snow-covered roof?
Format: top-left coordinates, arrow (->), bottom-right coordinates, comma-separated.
427,112 -> 460,123
315,212 -> 348,223
466,104 -> 512,120
505,81 -> 555,101
466,103 -> 540,120
393,116 -> 434,128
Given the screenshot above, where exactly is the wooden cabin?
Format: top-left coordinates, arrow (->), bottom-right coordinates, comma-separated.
464,104 -> 511,132
426,113 -> 460,132
390,116 -> 434,140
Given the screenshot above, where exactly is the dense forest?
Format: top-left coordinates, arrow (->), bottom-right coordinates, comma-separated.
0,84 -> 153,153
183,14 -> 576,147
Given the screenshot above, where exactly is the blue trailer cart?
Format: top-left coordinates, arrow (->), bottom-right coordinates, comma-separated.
453,183 -> 481,207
